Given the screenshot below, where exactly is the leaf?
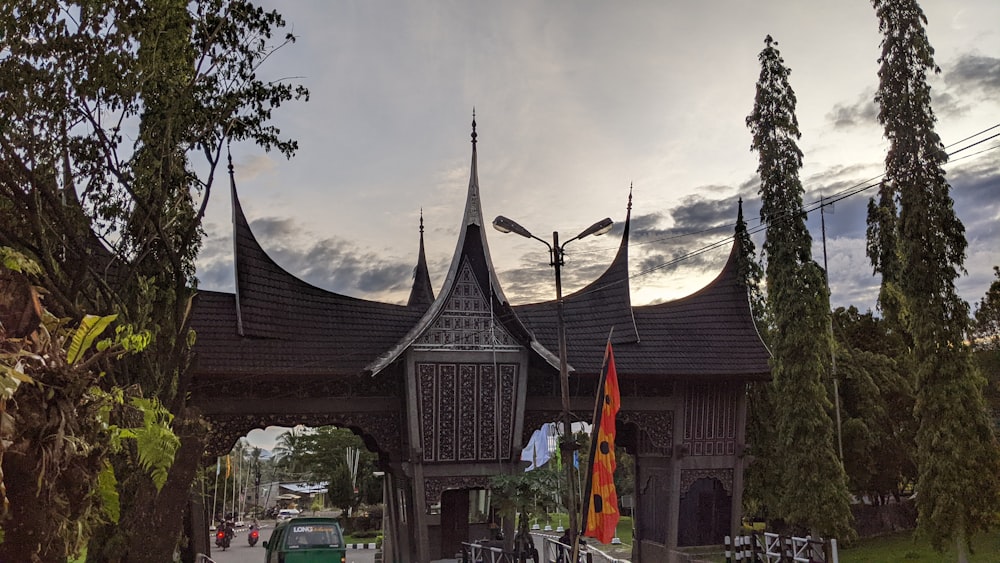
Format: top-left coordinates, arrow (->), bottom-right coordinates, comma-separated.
127,397 -> 179,492
66,314 -> 118,364
97,460 -> 121,523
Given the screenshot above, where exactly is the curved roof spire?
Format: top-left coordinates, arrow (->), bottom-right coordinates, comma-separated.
471,108 -> 477,145
364,116 -> 561,375
407,209 -> 435,309
228,143 -> 244,336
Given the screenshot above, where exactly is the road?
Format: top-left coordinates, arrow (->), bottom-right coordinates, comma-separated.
205,525 -> 375,563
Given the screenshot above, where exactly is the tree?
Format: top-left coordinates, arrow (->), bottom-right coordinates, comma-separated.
273,428 -> 308,478
734,198 -> 769,340
736,198 -> 783,522
490,468 -> 560,559
972,266 -> 1000,351
972,267 -> 1000,417
0,1 -> 306,560
746,35 -> 853,539
869,1 -> 1000,558
832,307 -> 916,504
0,252 -> 175,562
327,464 -> 356,516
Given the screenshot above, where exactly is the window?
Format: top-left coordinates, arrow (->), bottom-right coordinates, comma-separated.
285,524 -> 342,549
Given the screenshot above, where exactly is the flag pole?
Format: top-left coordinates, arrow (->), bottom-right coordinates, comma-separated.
212,457 -> 221,525
572,329 -> 614,562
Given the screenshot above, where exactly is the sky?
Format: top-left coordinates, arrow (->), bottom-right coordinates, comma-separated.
196,1 -> 1000,450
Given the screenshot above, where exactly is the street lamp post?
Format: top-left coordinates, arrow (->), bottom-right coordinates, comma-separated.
492,214 -> 613,559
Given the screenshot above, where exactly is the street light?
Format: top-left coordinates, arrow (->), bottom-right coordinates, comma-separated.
492,214 -> 613,558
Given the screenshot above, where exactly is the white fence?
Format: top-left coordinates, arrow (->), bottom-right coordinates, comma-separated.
726,532 -> 839,563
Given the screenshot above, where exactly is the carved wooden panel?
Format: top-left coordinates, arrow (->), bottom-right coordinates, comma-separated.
477,365 -> 498,459
683,383 -> 737,456
619,410 -> 673,450
424,475 -> 491,507
680,468 -> 734,496
196,373 -> 402,399
414,260 -> 521,351
417,362 -> 518,462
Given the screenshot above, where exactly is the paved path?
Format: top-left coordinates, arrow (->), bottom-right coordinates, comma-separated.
203,525 -> 375,563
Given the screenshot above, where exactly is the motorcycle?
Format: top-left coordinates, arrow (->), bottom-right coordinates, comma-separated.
248,528 -> 260,547
215,523 -> 234,551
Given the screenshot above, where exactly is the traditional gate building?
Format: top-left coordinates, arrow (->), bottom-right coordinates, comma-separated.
188,121 -> 770,562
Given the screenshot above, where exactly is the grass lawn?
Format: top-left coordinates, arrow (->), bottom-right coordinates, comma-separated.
837,530 -> 1000,563
343,532 -> 381,545
535,512 -> 634,547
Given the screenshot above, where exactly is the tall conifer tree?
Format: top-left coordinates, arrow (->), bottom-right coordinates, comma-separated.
869,1 -> 1000,557
746,36 -> 853,538
736,198 -> 780,520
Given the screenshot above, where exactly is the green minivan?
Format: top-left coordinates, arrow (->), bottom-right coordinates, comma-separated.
263,517 -> 346,563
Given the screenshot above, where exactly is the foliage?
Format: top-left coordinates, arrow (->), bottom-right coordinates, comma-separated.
267,426 -> 382,513
869,0 -> 1000,556
746,35 -> 854,539
272,427 -> 308,477
737,195 -> 781,521
327,464 -> 355,515
0,261 -> 157,562
832,307 -> 916,504
972,267 -> 1000,351
735,198 -> 769,340
972,268 -> 1000,418
490,468 -> 561,528
0,0 -> 306,559
297,427 -> 382,506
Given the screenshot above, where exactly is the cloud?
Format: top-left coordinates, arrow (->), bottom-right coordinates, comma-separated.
830,53 -> 1000,126
234,154 -> 277,181
827,88 -> 878,129
945,54 -> 1000,95
195,215 -> 426,303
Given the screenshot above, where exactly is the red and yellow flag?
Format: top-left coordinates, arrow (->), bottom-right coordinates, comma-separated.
584,341 -> 621,544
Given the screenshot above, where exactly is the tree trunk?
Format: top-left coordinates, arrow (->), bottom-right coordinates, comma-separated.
956,532 -> 969,563
125,412 -> 208,561
1,453 -> 60,562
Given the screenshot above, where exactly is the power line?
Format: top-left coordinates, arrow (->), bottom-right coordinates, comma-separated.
564,122 -> 1000,296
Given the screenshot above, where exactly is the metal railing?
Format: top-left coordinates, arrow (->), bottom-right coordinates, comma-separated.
461,541 -> 517,563
726,532 -> 839,563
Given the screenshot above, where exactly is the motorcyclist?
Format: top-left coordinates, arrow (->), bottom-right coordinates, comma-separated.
248,521 -> 260,547
214,519 -> 235,550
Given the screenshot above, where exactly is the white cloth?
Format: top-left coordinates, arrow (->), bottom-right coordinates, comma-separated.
520,423 -> 554,471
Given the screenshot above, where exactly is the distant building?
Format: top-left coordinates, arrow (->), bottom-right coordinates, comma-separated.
259,481 -> 329,510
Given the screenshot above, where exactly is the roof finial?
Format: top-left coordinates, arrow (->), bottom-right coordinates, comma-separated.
628,182 -> 633,211
227,141 -> 234,176
471,108 -> 477,145
420,208 -> 425,235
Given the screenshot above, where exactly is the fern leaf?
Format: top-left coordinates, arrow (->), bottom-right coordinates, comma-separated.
97,460 -> 121,523
67,314 -> 118,365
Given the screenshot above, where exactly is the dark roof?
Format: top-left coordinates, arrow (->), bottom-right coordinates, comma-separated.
187,172 -> 423,377
515,196 -> 640,361
516,203 -> 770,380
406,214 -> 435,310
190,143 -> 769,382
363,120 -> 560,375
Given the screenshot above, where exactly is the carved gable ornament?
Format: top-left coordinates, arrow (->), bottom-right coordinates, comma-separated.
414,259 -> 520,352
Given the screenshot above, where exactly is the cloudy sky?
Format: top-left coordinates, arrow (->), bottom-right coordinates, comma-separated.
196,0 -> 1000,320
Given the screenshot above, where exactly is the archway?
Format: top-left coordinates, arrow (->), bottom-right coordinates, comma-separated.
677,476 -> 732,547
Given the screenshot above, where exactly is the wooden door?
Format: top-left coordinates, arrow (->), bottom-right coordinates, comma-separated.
441,489 -> 470,558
